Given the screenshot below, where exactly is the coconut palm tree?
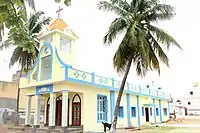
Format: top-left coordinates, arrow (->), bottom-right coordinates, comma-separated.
97,0 -> 181,132
0,11 -> 51,125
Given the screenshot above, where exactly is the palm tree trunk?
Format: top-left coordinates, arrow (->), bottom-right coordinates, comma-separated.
110,58 -> 133,133
15,66 -> 23,126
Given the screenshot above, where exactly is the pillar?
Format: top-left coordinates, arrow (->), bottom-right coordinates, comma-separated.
25,95 -> 31,126
62,91 -> 69,132
34,95 -> 40,128
159,100 -> 163,123
168,101 -> 170,119
153,99 -> 156,123
126,93 -> 131,126
49,93 -> 56,128
136,95 -> 140,126
110,90 -> 115,122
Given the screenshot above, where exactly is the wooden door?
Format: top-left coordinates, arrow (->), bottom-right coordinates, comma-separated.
72,102 -> 81,126
145,107 -> 149,122
68,99 -> 70,127
56,100 -> 62,126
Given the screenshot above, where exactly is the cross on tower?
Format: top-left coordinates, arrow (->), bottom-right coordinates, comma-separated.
56,6 -> 63,18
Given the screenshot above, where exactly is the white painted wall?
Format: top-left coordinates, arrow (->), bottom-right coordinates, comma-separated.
182,86 -> 200,115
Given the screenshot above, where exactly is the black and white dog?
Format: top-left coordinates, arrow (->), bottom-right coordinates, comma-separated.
102,122 -> 111,132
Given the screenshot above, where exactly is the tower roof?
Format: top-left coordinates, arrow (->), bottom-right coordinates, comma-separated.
39,17 -> 79,40
48,18 -> 68,31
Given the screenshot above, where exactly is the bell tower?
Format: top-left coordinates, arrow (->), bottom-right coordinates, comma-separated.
38,6 -> 79,66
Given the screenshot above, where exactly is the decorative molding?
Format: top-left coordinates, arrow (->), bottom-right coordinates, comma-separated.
65,66 -> 170,100
36,84 -> 53,95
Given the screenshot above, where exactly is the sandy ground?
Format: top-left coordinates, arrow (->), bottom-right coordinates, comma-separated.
169,128 -> 200,133
1,116 -> 200,133
117,116 -> 200,133
117,127 -> 200,133
167,116 -> 200,124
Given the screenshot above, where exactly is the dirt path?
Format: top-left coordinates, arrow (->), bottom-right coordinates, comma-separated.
167,116 -> 200,124
170,127 -> 200,133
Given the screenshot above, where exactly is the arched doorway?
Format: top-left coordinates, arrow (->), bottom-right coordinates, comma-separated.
46,95 -> 70,126
72,94 -> 81,126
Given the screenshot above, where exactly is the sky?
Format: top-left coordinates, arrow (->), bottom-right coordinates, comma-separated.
0,0 -> 199,99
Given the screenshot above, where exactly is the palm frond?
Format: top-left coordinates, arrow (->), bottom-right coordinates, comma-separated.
0,40 -> 12,50
104,17 -> 130,45
135,0 -> 153,14
135,26 -> 150,62
130,0 -> 154,14
24,0 -> 36,13
134,55 -> 149,77
148,24 -> 182,50
117,0 -> 131,12
147,39 -> 161,74
27,11 -> 51,34
144,4 -> 175,22
27,11 -> 44,31
130,0 -> 137,13
113,43 -> 133,73
149,33 -> 169,67
121,22 -> 138,48
30,17 -> 51,34
9,46 -> 23,68
97,1 -> 133,17
113,26 -> 138,73
19,50 -> 35,70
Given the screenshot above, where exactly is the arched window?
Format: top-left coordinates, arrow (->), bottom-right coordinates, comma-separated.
40,46 -> 52,80
72,94 -> 81,103
72,94 -> 81,126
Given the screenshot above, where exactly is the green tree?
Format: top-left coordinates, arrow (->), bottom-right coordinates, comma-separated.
0,0 -> 25,41
97,0 -> 181,132
0,0 -> 36,41
0,11 -> 51,125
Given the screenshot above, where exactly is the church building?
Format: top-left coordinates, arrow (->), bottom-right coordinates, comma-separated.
19,15 -> 171,132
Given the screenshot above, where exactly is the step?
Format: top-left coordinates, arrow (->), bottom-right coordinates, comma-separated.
8,126 -> 83,133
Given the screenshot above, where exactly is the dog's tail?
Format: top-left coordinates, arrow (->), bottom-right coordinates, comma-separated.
102,122 -> 105,124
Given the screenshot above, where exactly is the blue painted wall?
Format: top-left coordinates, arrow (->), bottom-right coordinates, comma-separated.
153,99 -> 156,123
136,95 -> 140,126
159,100 -> 163,122
110,90 -> 115,122
126,93 -> 131,126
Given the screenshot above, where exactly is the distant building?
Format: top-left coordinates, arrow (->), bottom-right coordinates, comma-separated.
0,71 -> 44,124
182,83 -> 200,115
0,81 -> 18,109
12,70 -> 27,83
0,79 -> 37,112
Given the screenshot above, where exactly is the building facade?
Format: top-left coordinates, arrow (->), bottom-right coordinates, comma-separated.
182,85 -> 200,115
19,18 -> 171,132
0,80 -> 38,124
